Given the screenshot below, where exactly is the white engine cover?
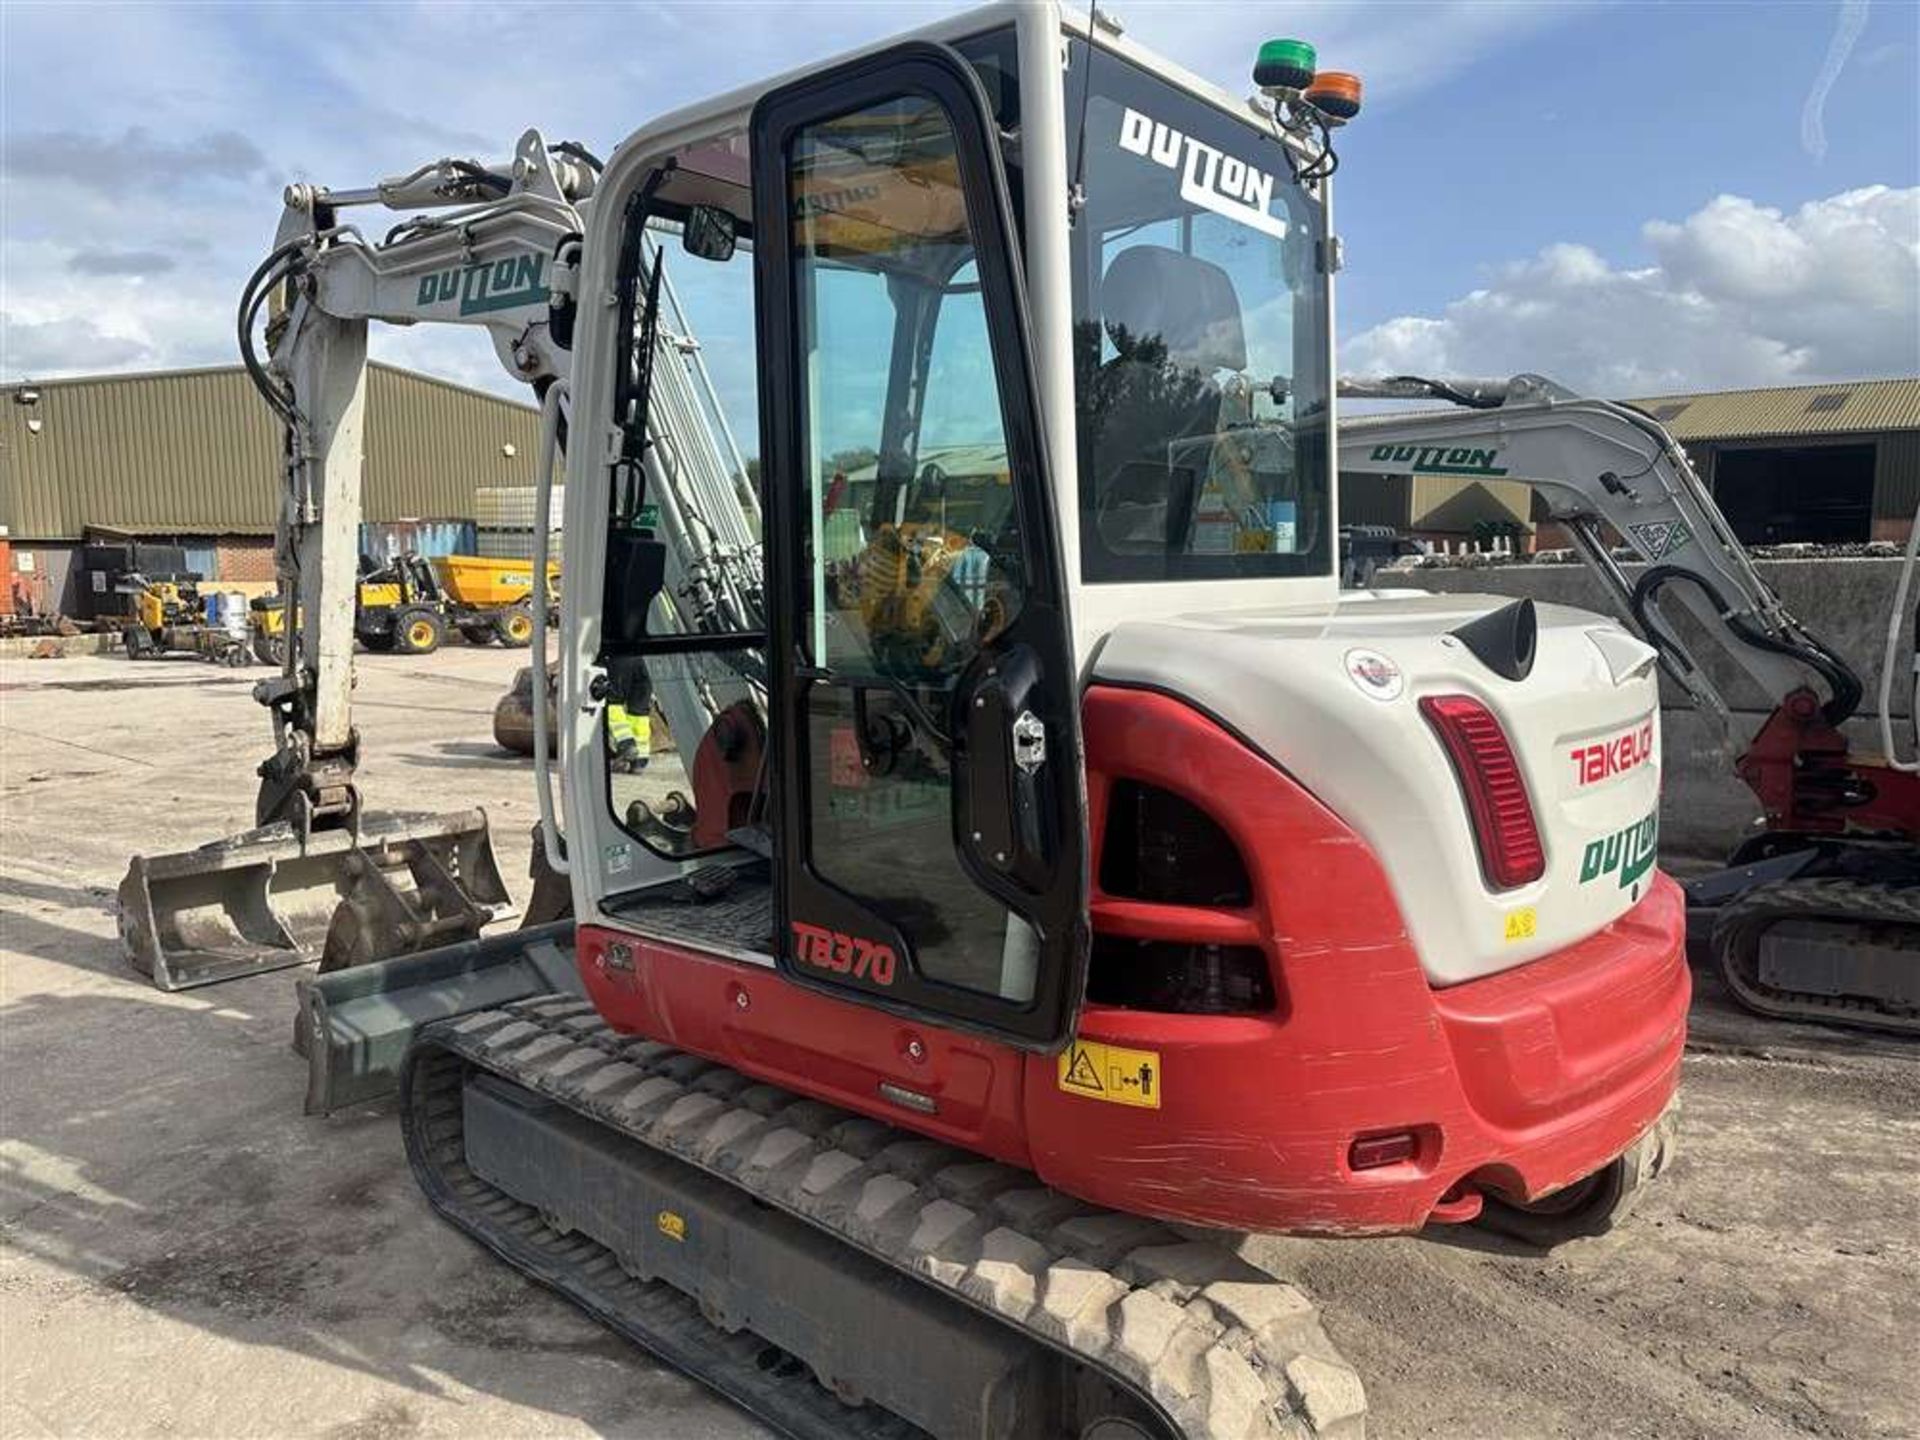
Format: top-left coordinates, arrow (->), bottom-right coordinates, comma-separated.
1090,588 -> 1663,986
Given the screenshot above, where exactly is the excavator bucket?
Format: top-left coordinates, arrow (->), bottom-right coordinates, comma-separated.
118,808 -> 512,992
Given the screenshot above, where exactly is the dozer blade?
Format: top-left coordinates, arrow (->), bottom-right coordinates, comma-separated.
297,919 -> 578,1115
118,808 -> 511,992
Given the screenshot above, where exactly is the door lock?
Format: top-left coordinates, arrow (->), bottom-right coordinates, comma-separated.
1011,710 -> 1047,774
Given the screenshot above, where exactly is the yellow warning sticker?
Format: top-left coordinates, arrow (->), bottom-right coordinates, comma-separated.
656,1209 -> 687,1242
1503,906 -> 1538,943
1057,1039 -> 1162,1109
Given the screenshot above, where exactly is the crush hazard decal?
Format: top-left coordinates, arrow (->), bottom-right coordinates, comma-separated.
1118,107 -> 1287,240
1579,810 -> 1659,889
1627,520 -> 1693,561
1057,1039 -> 1162,1109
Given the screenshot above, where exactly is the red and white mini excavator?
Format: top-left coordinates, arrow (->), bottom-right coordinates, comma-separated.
121,8 -> 1702,1436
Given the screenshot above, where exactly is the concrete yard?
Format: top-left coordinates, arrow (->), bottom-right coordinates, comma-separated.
3,648 -> 1916,1439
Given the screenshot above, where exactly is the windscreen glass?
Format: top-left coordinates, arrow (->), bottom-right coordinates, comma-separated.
1068,42 -> 1331,582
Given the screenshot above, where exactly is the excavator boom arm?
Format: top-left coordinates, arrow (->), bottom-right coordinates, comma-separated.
120,130 -> 593,991
1337,373 -> 1863,735
245,129 -> 589,830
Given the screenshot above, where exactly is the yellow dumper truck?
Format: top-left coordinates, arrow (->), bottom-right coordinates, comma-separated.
251,552 -> 559,661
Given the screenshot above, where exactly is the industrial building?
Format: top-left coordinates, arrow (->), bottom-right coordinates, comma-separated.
1,363 -> 540,617
1633,376 -> 1920,545
1340,376 -> 1920,548
9,367 -> 1916,618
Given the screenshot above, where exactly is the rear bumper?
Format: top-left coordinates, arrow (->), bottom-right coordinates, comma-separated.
1029,877 -> 1687,1237
1431,875 -> 1689,1198
1025,687 -> 1691,1235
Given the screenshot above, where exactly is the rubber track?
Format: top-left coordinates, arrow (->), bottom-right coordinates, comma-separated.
1710,878 -> 1920,1036
405,1043 -> 920,1440
405,998 -> 1367,1440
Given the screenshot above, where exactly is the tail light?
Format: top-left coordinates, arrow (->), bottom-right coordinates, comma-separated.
1420,694 -> 1545,889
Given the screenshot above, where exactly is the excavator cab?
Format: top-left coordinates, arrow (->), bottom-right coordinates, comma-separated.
553,33 -> 1121,1054
552,17 -> 1340,1064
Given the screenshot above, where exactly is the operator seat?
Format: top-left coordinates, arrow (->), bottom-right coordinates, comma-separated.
1087,245 -> 1248,563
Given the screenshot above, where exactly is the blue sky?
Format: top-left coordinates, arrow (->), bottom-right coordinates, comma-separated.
4,0 -> 1915,408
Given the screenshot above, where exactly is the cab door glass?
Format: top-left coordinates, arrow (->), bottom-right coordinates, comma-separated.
792,94 -> 1036,1001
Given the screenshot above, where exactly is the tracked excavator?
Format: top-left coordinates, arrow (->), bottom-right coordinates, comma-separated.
117,9 -> 1715,1436
1341,376 -> 1920,1035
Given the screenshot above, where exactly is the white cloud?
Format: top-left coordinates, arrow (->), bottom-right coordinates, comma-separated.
1343,186 -> 1920,393
67,248 -> 180,277
1,312 -> 155,372
0,1 -> 979,394
3,127 -> 270,191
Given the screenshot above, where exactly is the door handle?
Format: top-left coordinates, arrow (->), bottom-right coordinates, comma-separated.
1011,709 -> 1047,774
953,644 -> 1057,898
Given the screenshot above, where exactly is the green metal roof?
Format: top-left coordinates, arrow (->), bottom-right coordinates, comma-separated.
1626,377 -> 1920,442
0,363 -> 540,540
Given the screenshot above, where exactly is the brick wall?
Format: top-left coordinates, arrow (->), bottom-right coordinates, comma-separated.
216,536 -> 276,582
1871,515 -> 1913,545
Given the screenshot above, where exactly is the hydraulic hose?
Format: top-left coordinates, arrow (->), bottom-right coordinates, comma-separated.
1630,564 -> 1864,726
237,238 -> 308,426
553,140 -> 606,174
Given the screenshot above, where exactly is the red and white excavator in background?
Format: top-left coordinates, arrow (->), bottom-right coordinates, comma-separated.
104,6 -> 1808,1435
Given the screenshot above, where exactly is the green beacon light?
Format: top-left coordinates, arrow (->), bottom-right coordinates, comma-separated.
1253,38 -> 1317,95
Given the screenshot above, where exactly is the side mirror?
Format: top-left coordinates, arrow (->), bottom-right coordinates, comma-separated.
683,205 -> 737,263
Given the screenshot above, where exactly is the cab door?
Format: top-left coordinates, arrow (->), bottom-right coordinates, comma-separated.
751,43 -> 1087,1049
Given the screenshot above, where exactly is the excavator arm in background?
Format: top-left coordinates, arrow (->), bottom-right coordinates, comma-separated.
122,129 -> 769,993
1338,373 -> 1863,740
1340,374 -> 1920,1034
